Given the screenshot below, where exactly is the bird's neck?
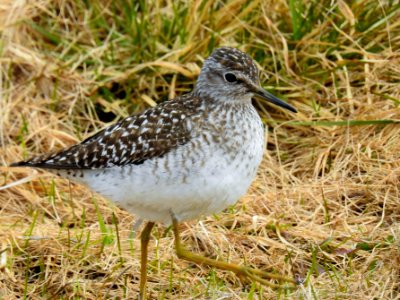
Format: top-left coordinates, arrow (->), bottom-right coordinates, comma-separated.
193,88 -> 253,106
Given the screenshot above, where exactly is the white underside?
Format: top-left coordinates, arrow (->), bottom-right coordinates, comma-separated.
81,156 -> 258,224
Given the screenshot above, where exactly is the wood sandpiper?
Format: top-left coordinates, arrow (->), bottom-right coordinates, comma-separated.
11,47 -> 297,298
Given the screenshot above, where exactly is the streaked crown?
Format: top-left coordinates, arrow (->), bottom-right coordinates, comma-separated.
207,47 -> 259,82
194,47 -> 260,101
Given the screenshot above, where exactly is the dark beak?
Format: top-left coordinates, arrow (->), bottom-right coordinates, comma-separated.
254,88 -> 297,113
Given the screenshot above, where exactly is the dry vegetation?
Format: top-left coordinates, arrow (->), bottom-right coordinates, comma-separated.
1,0 -> 400,299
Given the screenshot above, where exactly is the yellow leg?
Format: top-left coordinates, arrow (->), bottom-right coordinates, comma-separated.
171,216 -> 296,289
139,221 -> 155,300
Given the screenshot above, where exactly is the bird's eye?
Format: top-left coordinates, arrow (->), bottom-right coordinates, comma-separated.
224,73 -> 237,83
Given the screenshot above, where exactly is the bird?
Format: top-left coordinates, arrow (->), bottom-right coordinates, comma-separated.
11,47 -> 297,298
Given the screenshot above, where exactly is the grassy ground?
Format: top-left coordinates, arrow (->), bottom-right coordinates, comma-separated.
1,0 -> 400,299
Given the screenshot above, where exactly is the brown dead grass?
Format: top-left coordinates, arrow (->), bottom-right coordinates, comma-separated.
1,0 -> 400,299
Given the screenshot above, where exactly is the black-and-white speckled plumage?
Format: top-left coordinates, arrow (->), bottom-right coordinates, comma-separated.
12,93 -> 202,170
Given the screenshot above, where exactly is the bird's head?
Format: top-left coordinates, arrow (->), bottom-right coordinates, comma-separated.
195,47 -> 296,113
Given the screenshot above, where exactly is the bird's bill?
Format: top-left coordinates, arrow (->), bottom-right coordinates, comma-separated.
254,88 -> 297,113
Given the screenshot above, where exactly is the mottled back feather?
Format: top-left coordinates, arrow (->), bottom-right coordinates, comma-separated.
12,94 -> 202,170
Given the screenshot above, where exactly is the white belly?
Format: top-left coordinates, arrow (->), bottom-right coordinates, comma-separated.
80,149 -> 262,223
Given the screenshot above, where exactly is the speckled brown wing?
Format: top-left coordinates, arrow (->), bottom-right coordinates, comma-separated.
11,94 -> 202,170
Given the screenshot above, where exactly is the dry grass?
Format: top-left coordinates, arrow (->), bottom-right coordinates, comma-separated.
1,0 -> 400,299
